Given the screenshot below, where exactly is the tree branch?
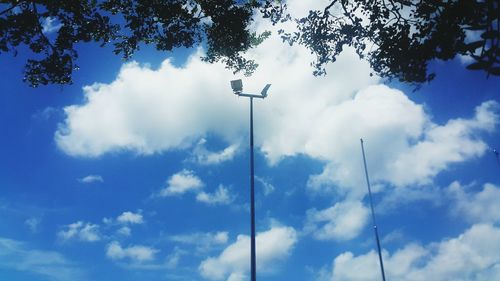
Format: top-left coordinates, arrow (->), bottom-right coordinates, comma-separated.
0,1 -> 22,16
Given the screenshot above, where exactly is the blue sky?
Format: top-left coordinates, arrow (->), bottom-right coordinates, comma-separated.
1,2 -> 500,281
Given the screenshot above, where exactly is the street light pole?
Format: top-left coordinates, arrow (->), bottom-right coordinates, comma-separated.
249,96 -> 256,281
230,80 -> 271,281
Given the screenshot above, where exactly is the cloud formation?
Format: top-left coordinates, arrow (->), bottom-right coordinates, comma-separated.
326,224 -> 500,281
199,226 -> 298,280
448,182 -> 500,224
106,241 -> 159,263
116,211 -> 144,224
78,175 -> 104,184
170,231 -> 228,253
196,185 -> 234,205
41,17 -> 62,34
191,138 -> 239,165
54,39 -> 498,196
158,170 -> 204,197
58,221 -> 100,242
0,237 -> 85,281
25,217 -> 40,233
305,94 -> 498,198
305,200 -> 369,241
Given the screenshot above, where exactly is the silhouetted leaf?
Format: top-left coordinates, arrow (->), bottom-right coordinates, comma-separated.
481,30 -> 500,39
466,40 -> 485,51
0,0 -> 498,87
466,61 -> 488,70
489,67 -> 500,76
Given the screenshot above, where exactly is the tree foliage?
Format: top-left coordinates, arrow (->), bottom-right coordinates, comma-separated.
278,0 -> 500,84
0,0 -> 498,87
0,0 -> 272,87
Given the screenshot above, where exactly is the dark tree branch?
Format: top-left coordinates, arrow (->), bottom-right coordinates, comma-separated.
0,2 -> 22,16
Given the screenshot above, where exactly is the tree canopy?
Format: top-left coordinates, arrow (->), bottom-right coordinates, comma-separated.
278,0 -> 500,85
0,0 -> 498,87
0,0 -> 273,87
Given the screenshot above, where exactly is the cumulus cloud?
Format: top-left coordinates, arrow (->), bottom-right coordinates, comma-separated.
0,237 -> 85,281
156,171 -> 235,205
55,53 -> 247,157
196,185 -> 234,205
116,211 -> 144,224
54,0 -> 497,199
325,224 -> 500,281
199,226 -> 298,280
305,200 -> 369,241
54,5 -> 377,162
117,226 -> 131,236
385,101 -> 498,186
191,138 -> 239,165
58,221 -> 100,242
305,95 -> 498,199
158,170 -> 204,197
447,181 -> 500,224
77,174 -> 104,184
106,241 -> 159,263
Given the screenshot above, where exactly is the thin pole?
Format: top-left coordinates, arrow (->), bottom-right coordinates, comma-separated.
360,138 -> 387,281
250,97 -> 257,281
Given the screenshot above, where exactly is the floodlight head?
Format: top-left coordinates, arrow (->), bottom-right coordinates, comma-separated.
230,79 -> 243,94
261,84 -> 271,97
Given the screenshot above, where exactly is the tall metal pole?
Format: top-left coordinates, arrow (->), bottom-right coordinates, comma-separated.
250,97 -> 257,281
360,138 -> 387,281
494,149 -> 500,168
230,79 -> 270,281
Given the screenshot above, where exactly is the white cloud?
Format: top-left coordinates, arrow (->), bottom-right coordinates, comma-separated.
381,229 -> 405,245
306,98 -> 498,200
305,200 -> 369,241
58,221 -> 100,242
55,2 -> 498,196
0,237 -> 85,281
384,101 -> 498,187
55,6 -> 377,161
196,185 -> 234,205
42,17 -> 62,34
117,226 -> 131,236
106,241 -> 159,262
165,247 -> 186,269
55,54 -> 246,157
158,170 -> 204,197
376,184 -> 443,214
116,211 -> 144,224
324,224 -> 500,281
191,138 -> 239,165
448,181 -> 500,224
32,106 -> 58,121
255,176 -> 275,196
25,217 -> 40,233
199,226 -> 298,280
170,231 -> 228,253
78,175 -> 104,184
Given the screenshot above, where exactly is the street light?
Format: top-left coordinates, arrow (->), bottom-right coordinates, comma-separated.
230,79 -> 271,281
